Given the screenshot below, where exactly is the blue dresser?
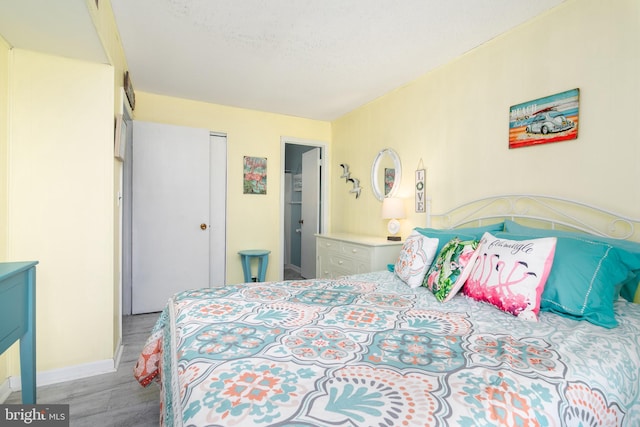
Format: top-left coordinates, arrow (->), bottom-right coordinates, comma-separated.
0,261 -> 38,403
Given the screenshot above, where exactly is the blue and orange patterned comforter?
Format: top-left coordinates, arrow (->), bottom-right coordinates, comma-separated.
135,271 -> 640,426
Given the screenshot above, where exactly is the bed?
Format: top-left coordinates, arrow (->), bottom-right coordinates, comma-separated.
135,195 -> 640,426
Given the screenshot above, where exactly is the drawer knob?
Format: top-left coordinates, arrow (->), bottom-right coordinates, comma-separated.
338,260 -> 343,265
352,249 -> 358,253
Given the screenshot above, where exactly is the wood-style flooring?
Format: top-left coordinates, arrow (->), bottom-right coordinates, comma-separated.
5,313 -> 161,427
284,267 -> 304,280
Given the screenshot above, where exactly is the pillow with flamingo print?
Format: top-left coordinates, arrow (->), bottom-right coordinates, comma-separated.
423,237 -> 480,302
463,232 -> 557,321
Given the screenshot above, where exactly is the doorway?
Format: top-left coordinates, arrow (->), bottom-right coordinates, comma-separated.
281,137 -> 328,280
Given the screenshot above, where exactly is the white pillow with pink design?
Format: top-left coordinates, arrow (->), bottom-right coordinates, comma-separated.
463,232 -> 557,321
394,230 -> 439,288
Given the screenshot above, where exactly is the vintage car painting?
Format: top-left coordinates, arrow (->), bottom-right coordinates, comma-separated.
525,108 -> 575,135
509,88 -> 579,149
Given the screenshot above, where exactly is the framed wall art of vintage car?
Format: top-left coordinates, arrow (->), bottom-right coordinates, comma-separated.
508,88 -> 579,149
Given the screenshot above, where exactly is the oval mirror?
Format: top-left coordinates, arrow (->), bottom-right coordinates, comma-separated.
371,148 -> 402,201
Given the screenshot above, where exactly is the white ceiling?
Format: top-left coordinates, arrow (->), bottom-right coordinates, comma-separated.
0,0 -> 565,120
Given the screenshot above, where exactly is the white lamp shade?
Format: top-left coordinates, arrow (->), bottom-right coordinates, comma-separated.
382,197 -> 406,219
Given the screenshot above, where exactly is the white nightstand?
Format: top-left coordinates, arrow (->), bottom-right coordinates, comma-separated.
315,233 -> 403,279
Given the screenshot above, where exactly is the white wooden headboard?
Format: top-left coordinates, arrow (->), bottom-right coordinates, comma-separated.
426,194 -> 640,242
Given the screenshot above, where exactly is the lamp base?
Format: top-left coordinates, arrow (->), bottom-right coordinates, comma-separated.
387,236 -> 401,241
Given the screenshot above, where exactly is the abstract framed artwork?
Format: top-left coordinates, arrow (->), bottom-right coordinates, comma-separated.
243,156 -> 267,195
509,88 -> 579,149
124,71 -> 136,111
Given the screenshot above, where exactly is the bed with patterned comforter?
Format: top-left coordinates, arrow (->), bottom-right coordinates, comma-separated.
135,270 -> 640,426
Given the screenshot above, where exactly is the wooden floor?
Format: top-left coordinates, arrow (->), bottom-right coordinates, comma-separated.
284,266 -> 304,280
5,313 -> 161,427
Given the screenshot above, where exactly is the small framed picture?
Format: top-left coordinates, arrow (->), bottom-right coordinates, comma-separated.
243,156 -> 267,194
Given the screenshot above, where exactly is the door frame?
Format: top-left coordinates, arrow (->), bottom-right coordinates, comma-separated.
117,88 -> 133,356
120,113 -> 133,317
280,136 -> 329,280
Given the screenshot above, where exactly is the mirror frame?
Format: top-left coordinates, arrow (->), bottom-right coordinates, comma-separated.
370,148 -> 402,201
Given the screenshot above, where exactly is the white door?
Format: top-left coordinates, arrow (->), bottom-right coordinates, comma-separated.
300,148 -> 321,278
132,121 -> 210,314
209,134 -> 227,286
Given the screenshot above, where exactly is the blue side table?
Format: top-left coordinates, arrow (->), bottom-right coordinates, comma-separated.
0,261 -> 38,404
238,249 -> 271,282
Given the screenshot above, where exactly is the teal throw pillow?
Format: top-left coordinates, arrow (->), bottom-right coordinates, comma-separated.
504,220 -> 640,302
495,231 -> 630,328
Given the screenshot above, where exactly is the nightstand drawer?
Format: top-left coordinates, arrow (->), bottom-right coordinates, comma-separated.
318,239 -> 341,254
340,242 -> 371,261
326,254 -> 356,271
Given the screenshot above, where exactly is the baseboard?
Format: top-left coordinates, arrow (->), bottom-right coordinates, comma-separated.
113,341 -> 124,371
8,358 -> 116,391
0,378 -> 11,403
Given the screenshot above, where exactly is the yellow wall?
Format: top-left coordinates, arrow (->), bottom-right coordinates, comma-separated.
133,92 -> 331,284
331,0 -> 640,239
0,34 -> 9,387
5,49 -> 115,373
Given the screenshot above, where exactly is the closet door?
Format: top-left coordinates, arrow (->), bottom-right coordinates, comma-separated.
131,121 -> 210,314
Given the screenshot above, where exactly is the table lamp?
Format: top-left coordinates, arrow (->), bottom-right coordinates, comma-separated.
382,197 -> 405,241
